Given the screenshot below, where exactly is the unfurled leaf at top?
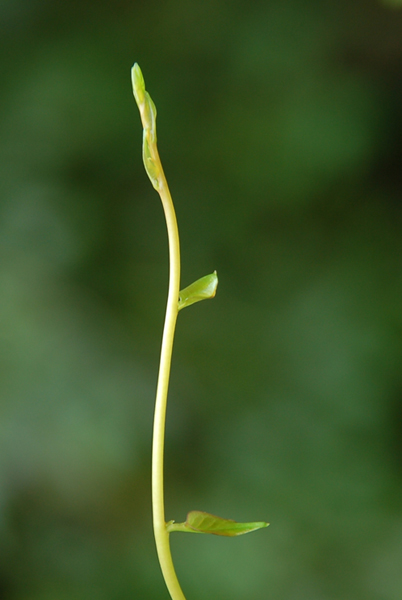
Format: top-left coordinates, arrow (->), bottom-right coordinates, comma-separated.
167,510 -> 269,537
178,272 -> 218,310
132,64 -> 160,189
131,63 -> 157,139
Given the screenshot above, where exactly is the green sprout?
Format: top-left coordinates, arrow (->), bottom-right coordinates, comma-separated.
131,63 -> 268,600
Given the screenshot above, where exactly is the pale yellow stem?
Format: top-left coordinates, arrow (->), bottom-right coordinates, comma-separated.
132,62 -> 187,599
151,147 -> 186,600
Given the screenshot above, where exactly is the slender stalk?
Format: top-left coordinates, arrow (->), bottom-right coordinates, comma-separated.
152,174 -> 186,600
131,64 -> 187,600
133,64 -> 260,600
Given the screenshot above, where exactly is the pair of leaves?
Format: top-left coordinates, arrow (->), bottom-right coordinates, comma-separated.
167,511 -> 269,537
132,63 -> 157,135
132,63 -> 160,190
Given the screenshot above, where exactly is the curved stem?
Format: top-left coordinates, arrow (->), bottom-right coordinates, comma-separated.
132,63 -> 186,599
150,152 -> 186,600
132,64 -> 265,600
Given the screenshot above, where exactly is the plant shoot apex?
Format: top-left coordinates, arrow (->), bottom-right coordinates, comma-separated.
131,63 -> 145,106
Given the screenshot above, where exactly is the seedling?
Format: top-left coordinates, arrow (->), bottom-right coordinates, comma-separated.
131,63 -> 268,600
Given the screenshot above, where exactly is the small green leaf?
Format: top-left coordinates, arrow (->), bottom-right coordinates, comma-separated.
178,271 -> 218,311
167,511 -> 269,537
131,63 -> 145,107
142,134 -> 159,189
131,63 -> 158,140
145,92 -> 157,142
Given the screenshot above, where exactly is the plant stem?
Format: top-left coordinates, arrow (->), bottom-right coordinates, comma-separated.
133,64 -> 265,600
151,151 -> 186,600
132,62 -> 186,599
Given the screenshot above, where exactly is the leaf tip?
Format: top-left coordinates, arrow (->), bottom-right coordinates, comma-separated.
131,62 -> 145,106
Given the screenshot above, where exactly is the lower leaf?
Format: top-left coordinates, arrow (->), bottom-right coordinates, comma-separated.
167,510 -> 269,537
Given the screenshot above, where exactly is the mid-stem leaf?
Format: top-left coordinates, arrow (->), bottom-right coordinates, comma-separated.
178,272 -> 218,310
167,511 -> 269,537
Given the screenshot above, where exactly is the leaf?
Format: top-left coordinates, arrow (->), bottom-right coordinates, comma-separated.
142,134 -> 159,190
167,511 -> 269,537
132,63 -> 158,142
131,63 -> 145,107
178,271 -> 218,311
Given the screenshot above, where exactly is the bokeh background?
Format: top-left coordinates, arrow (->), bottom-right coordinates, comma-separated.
1,0 -> 402,598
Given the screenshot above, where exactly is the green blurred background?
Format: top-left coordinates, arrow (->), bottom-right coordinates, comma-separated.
1,1 -> 402,598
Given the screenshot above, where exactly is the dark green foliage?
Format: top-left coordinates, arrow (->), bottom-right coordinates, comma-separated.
1,1 -> 402,599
